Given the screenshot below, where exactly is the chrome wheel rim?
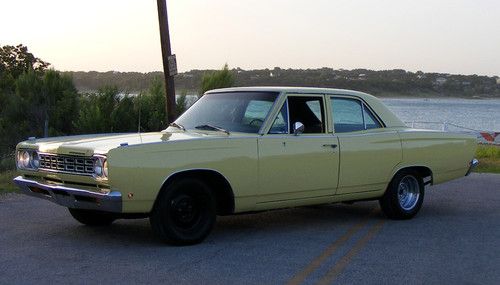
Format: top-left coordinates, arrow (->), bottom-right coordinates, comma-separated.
397,175 -> 420,211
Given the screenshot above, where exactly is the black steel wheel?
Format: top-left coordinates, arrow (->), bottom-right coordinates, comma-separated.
379,170 -> 425,220
68,208 -> 116,226
150,178 -> 216,245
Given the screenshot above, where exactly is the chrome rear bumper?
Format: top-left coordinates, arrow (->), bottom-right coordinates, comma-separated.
465,159 -> 479,176
13,176 -> 122,213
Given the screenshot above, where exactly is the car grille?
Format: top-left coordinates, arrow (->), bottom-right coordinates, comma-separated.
39,153 -> 95,176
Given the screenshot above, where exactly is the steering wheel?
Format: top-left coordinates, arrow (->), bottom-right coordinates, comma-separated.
249,118 -> 264,126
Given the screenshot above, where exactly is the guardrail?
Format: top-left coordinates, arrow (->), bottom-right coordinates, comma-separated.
405,121 -> 500,145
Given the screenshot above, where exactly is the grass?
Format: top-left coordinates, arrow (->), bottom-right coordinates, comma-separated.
0,170 -> 18,194
475,145 -> 500,174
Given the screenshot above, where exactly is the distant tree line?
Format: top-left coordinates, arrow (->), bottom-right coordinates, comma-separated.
67,67 -> 500,98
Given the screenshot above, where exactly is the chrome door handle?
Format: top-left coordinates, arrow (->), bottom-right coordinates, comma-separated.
322,144 -> 338,149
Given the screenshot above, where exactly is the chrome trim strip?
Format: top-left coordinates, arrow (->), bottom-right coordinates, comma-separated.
13,176 -> 122,213
465,158 -> 479,176
361,102 -> 367,130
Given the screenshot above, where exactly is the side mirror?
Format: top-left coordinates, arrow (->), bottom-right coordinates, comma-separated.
293,122 -> 305,136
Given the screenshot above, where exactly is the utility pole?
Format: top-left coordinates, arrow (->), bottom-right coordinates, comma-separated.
157,0 -> 177,124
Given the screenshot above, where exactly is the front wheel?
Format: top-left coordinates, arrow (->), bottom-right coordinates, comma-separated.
68,208 -> 116,226
150,178 -> 216,245
379,171 -> 425,220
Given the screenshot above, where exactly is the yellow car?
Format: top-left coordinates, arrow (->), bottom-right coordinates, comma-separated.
14,87 -> 478,245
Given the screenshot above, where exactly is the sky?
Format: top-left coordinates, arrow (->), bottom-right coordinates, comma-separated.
1,0 -> 499,76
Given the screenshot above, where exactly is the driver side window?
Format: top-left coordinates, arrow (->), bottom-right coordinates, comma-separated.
288,96 -> 325,134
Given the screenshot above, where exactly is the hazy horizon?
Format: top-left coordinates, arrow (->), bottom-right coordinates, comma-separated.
2,0 -> 499,76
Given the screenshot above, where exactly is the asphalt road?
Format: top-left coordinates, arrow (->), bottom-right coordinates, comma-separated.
1,173 -> 499,285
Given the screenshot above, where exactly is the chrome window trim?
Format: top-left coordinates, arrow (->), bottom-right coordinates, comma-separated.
361,102 -> 367,130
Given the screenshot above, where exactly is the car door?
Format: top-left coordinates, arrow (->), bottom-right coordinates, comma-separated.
329,95 -> 402,195
257,94 -> 340,205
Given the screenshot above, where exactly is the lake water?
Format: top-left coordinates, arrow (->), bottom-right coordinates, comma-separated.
382,98 -> 500,132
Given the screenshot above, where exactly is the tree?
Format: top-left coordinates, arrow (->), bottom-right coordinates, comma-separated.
0,45 -> 79,169
176,90 -> 188,116
136,77 -> 167,132
0,44 -> 49,93
200,64 -> 235,95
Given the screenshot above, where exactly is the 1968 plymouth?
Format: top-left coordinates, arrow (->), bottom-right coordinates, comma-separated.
14,87 -> 478,245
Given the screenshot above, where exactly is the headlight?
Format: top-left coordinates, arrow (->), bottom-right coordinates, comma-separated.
17,150 -> 39,170
93,156 -> 108,178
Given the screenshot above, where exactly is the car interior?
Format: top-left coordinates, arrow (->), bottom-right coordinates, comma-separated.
288,97 -> 325,133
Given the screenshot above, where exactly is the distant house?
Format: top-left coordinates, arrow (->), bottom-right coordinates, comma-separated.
270,69 -> 281,78
496,78 -> 500,85
435,77 -> 447,85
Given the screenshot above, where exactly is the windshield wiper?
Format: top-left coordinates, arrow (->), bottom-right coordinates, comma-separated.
169,122 -> 186,131
194,124 -> 230,135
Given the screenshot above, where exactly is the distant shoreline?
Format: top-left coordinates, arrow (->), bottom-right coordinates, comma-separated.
65,68 -> 500,100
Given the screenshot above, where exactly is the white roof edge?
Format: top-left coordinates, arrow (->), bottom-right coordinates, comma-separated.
206,86 -> 370,97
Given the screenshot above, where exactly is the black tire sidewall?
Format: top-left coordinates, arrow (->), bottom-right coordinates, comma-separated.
150,178 -> 216,245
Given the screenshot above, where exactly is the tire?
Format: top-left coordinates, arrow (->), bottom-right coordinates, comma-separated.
68,208 -> 116,226
150,178 -> 216,245
379,171 -> 425,220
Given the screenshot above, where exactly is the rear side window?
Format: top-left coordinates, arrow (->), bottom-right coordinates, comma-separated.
331,98 -> 381,133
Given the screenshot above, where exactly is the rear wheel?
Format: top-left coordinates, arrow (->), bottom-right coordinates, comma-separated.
379,171 -> 425,219
68,208 -> 116,226
150,178 -> 216,245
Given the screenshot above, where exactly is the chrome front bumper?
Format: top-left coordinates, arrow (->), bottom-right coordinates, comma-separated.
13,176 -> 122,213
465,158 -> 479,176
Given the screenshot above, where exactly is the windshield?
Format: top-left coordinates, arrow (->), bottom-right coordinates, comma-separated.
175,91 -> 279,134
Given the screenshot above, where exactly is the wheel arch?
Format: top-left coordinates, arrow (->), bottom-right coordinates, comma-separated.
390,165 -> 433,186
156,169 -> 235,215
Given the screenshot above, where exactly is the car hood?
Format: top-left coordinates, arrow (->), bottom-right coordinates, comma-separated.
17,131 -> 236,156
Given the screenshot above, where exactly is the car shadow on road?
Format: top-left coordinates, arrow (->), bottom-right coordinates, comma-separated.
49,202 -> 383,247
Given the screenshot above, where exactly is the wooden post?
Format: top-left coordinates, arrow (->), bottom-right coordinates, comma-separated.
157,0 -> 176,124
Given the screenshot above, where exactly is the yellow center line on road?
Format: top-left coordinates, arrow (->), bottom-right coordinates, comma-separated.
316,219 -> 386,285
286,209 -> 377,285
